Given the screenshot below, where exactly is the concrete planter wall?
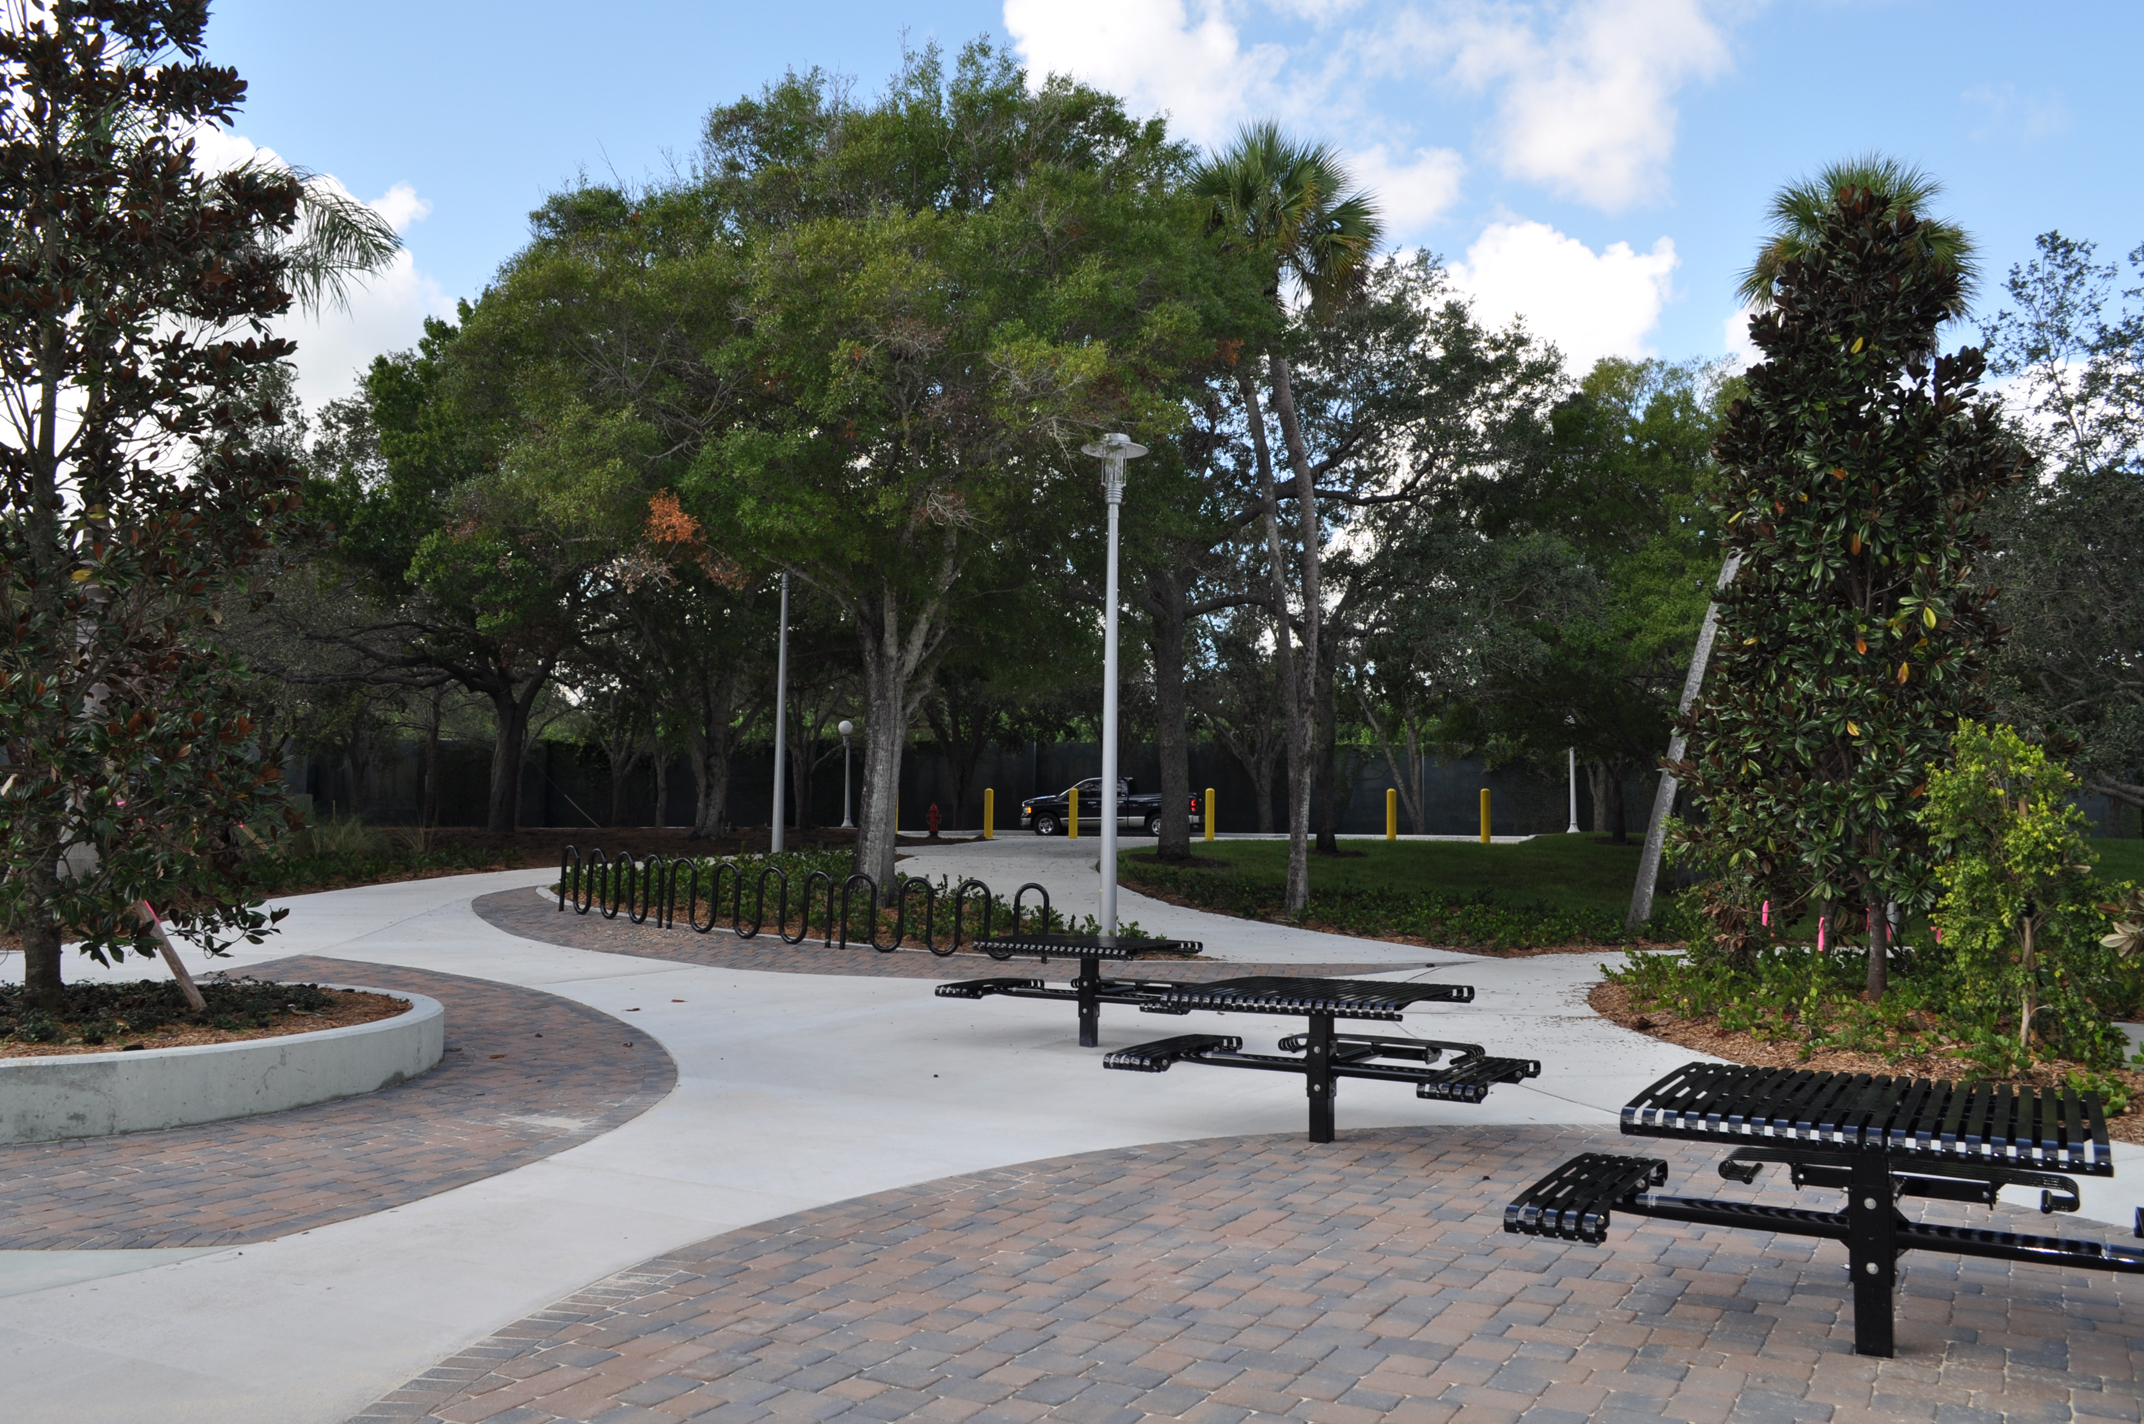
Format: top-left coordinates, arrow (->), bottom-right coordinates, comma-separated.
0,988 -> 444,1144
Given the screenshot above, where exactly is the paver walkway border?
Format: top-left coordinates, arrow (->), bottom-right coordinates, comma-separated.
356,1123 -> 2144,1424
0,956 -> 675,1249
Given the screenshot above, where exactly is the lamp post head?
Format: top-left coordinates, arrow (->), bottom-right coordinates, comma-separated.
1080,432 -> 1148,506
837,719 -> 854,739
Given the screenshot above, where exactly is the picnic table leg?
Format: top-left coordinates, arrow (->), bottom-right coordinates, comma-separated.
1077,956 -> 1100,1048
1846,1155 -> 1899,1357
1305,1012 -> 1336,1143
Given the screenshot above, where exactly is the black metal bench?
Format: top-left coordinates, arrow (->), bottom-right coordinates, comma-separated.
1106,976 -> 1540,1142
935,933 -> 1203,1047
1505,1061 -> 2144,1357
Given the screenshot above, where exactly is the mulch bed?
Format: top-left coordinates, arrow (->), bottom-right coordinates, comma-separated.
0,986 -> 406,1058
1590,978 -> 2144,1143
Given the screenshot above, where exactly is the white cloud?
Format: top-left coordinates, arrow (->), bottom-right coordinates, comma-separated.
1393,0 -> 1730,211
1448,218 -> 1677,371
371,182 -> 433,235
1963,83 -> 2070,143
1003,0 -> 1284,146
1722,302 -> 1761,370
185,125 -> 453,415
1346,143 -> 1466,232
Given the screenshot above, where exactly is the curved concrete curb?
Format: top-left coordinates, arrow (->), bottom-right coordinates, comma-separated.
0,988 -> 444,1144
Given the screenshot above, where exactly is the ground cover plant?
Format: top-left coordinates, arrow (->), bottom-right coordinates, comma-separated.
0,977 -> 397,1054
1120,836 -> 1698,951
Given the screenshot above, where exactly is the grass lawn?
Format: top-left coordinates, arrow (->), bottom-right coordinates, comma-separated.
1116,834 -> 1692,951
2093,838 -> 2144,885
1122,835 -> 1653,918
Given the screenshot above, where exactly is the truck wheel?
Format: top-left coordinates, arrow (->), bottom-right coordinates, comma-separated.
1034,812 -> 1062,837
1142,813 -> 1160,836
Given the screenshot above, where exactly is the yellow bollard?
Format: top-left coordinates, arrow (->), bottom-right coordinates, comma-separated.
983,787 -> 994,840
1069,785 -> 1079,838
1386,787 -> 1397,841
1204,787 -> 1216,842
1479,788 -> 1492,843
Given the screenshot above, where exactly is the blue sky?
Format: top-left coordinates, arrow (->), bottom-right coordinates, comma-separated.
201,0 -> 2144,412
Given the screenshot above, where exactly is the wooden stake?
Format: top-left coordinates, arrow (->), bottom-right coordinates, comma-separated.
140,901 -> 208,1012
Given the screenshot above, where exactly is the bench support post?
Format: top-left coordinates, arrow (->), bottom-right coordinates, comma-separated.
1077,956 -> 1101,1048
1305,1013 -> 1336,1143
1847,1155 -> 1899,1357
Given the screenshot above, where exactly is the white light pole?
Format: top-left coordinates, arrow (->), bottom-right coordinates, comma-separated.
1567,747 -> 1580,834
838,719 -> 855,830
1081,432 -> 1147,935
771,571 -> 791,853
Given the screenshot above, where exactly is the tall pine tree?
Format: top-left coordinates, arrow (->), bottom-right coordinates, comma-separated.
1676,184 -> 2030,996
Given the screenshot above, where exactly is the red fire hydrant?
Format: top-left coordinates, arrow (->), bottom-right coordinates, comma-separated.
927,802 -> 942,839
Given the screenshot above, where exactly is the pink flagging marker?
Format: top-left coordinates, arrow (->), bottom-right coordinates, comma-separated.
1761,900 -> 1770,926
1817,917 -> 1827,953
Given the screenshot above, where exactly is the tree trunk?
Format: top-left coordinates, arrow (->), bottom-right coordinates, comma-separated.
421,687 -> 442,827
1148,570 -> 1192,862
854,643 -> 908,899
1587,760 -> 1612,835
686,729 -> 731,840
1313,637 -> 1340,854
683,683 -> 743,841
486,690 -> 530,832
1236,365 -> 1311,910
1867,896 -> 1890,1000
789,742 -> 813,833
1268,352 -> 1323,905
20,865 -> 63,1010
652,741 -> 669,829
1250,750 -> 1277,834
1609,762 -> 1630,844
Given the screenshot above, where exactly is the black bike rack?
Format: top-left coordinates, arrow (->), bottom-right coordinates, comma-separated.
559,845 -> 1074,958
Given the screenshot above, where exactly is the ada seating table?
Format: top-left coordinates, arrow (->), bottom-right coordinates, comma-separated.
1506,1061 -> 2144,1357
1108,976 -> 1541,1142
934,933 -> 1203,1046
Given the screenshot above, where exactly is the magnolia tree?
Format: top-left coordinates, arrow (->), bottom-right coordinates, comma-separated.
1675,183 -> 2030,995
0,2 -> 393,1006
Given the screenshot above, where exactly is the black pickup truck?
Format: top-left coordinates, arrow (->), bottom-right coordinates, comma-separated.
1020,778 -> 1201,837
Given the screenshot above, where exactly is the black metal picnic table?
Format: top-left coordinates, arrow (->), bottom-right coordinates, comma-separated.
1505,1061 -> 2144,1357
1105,975 -> 1542,1143
934,933 -> 1204,1047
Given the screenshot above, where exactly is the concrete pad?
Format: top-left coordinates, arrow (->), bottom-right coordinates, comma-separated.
0,1249 -> 221,1299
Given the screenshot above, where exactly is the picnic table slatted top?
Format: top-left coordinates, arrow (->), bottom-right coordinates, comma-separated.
1621,1062 -> 2113,1175
969,933 -> 1203,961
1138,975 -> 1472,1019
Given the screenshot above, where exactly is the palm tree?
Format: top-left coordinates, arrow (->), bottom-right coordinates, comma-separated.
1736,154 -> 1975,317
1191,124 -> 1383,911
236,162 -> 404,315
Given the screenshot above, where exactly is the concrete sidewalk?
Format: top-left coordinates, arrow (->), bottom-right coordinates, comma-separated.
3,867 -> 2138,1423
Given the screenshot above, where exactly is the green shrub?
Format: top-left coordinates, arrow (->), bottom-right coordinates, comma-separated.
1919,722 -> 2128,1073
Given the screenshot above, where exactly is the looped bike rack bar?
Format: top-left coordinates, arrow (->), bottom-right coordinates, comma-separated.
950,879 -> 993,952
560,845 -> 586,914
894,877 -> 942,956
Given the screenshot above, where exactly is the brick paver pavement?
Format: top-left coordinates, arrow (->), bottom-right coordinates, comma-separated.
354,1123 -> 2144,1424
0,956 -> 675,1249
477,889 -> 1413,982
